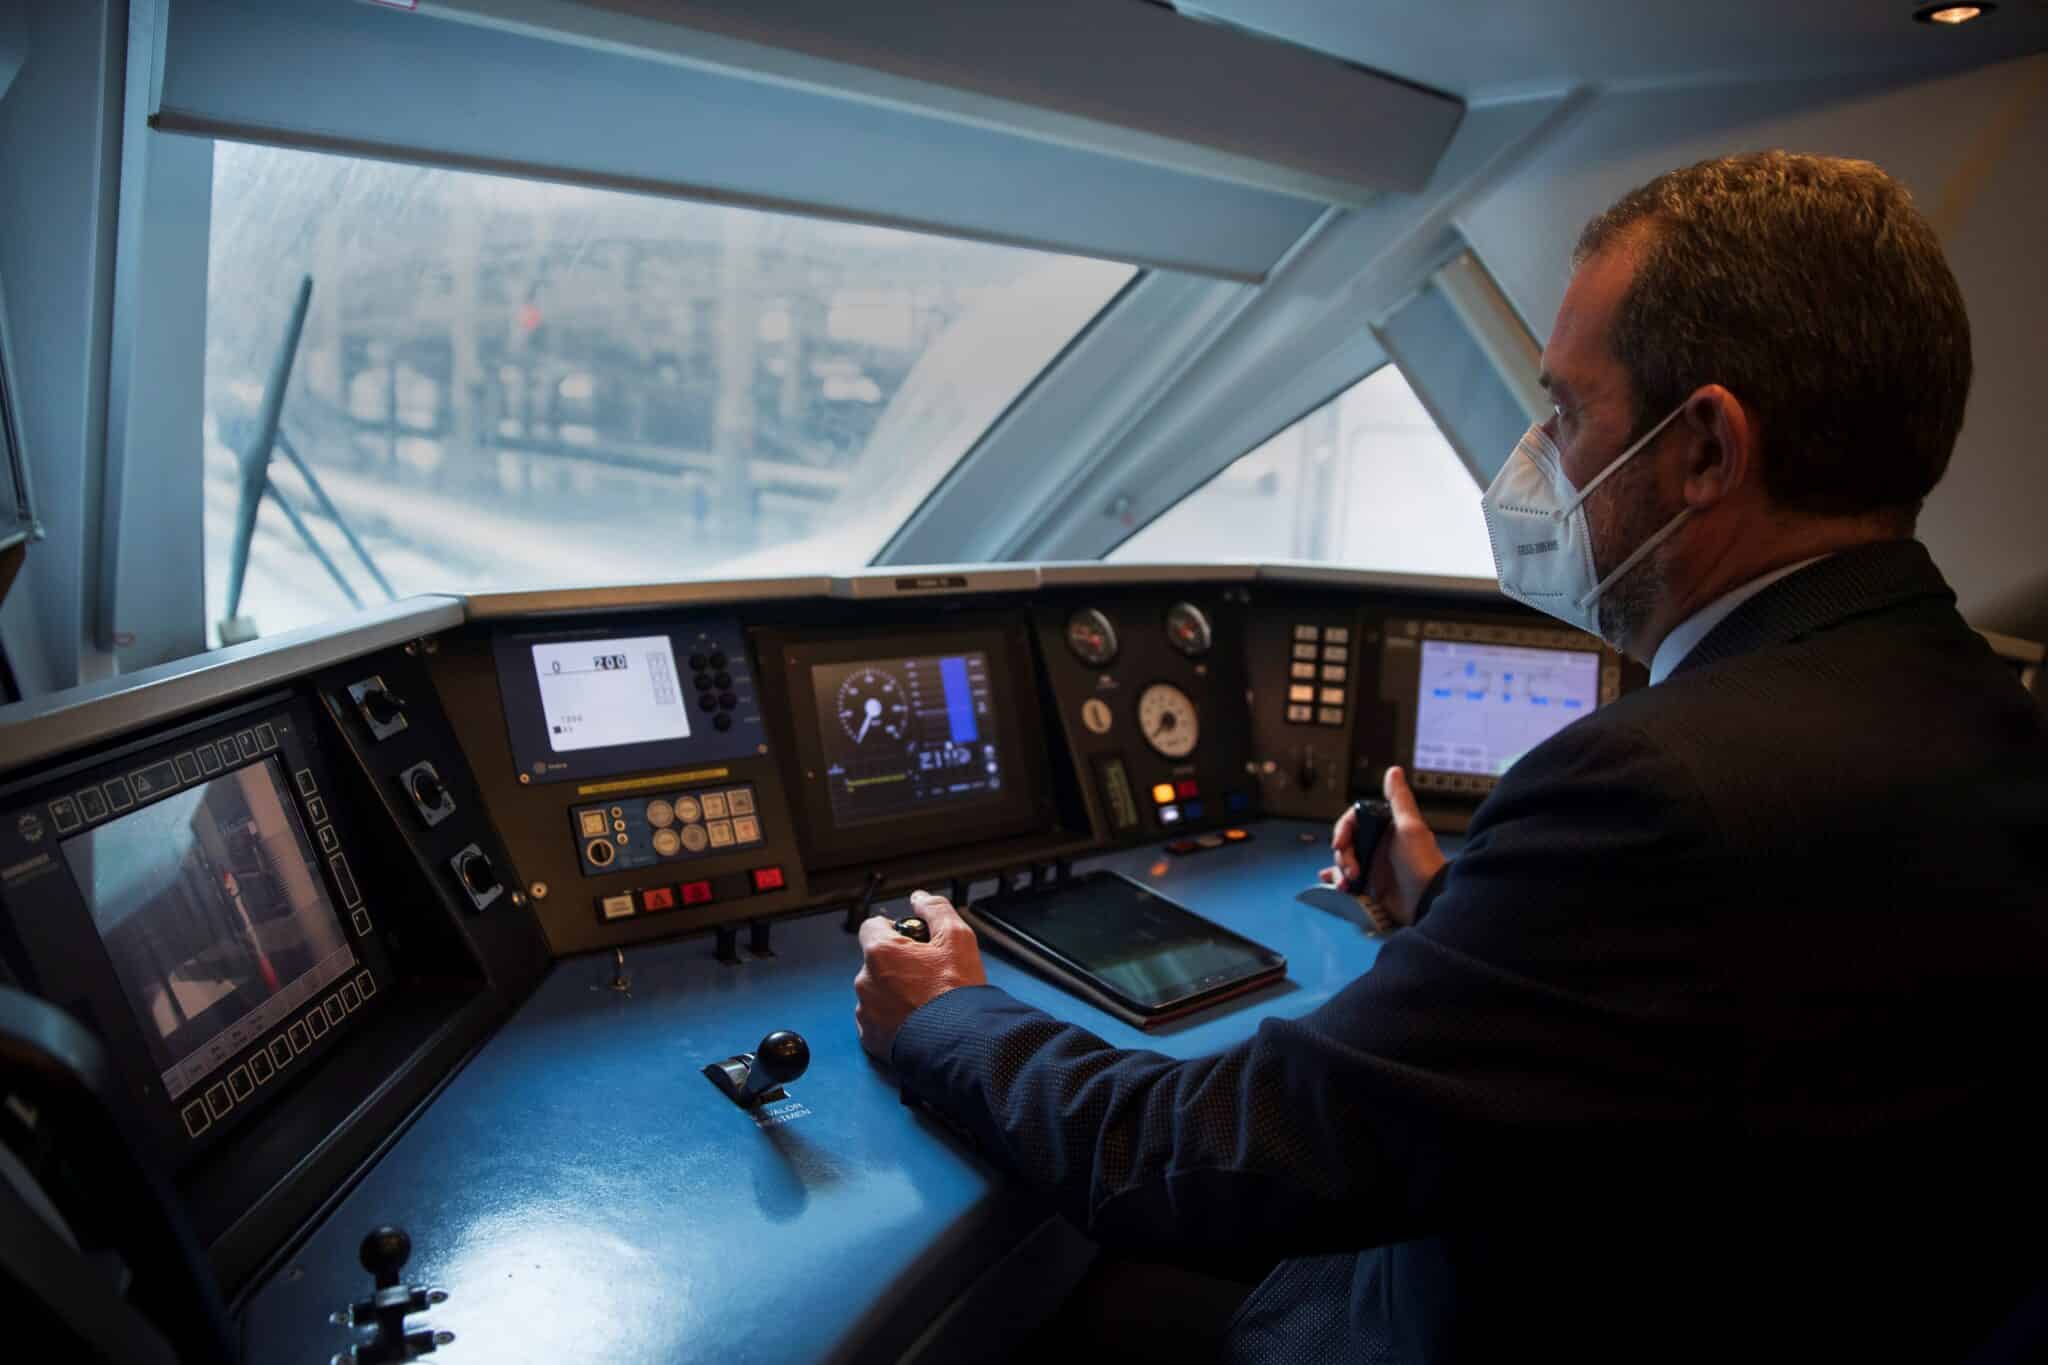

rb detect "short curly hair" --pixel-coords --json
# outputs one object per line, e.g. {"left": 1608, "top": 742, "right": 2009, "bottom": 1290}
{"left": 1575, "top": 151, "right": 1971, "bottom": 523}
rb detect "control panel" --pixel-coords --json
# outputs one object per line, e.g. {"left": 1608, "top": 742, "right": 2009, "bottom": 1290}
{"left": 1037, "top": 593, "right": 1259, "bottom": 846}
{"left": 572, "top": 781, "right": 768, "bottom": 874}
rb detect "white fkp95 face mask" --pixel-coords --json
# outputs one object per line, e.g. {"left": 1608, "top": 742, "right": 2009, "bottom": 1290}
{"left": 1480, "top": 404, "right": 1688, "bottom": 642}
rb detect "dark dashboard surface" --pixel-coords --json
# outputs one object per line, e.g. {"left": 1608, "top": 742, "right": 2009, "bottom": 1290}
{"left": 0, "top": 565, "right": 1633, "bottom": 1361}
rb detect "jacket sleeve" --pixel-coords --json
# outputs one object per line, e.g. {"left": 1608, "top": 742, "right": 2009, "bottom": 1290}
{"left": 889, "top": 716, "right": 1730, "bottom": 1263}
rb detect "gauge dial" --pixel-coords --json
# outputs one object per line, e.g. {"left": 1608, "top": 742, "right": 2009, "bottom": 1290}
{"left": 836, "top": 667, "right": 908, "bottom": 745}
{"left": 1164, "top": 602, "right": 1213, "bottom": 658}
{"left": 1065, "top": 608, "right": 1120, "bottom": 667}
{"left": 1136, "top": 682, "right": 1199, "bottom": 760}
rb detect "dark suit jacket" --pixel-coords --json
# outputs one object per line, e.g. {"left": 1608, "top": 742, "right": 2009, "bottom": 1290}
{"left": 891, "top": 541, "right": 2048, "bottom": 1363}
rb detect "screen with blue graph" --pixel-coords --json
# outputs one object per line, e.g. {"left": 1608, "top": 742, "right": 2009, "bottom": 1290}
{"left": 1412, "top": 640, "right": 1601, "bottom": 777}
{"left": 811, "top": 651, "right": 1008, "bottom": 830}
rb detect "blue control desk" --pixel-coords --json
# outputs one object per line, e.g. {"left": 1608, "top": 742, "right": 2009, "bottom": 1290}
{"left": 244, "top": 821, "right": 1404, "bottom": 1362}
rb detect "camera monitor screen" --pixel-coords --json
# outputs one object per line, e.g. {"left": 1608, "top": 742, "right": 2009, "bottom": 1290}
{"left": 62, "top": 760, "right": 357, "bottom": 1102}
{"left": 1413, "top": 640, "right": 1601, "bottom": 777}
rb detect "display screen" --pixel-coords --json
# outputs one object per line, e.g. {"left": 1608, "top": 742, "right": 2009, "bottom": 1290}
{"left": 1413, "top": 640, "right": 1600, "bottom": 776}
{"left": 811, "top": 651, "right": 1007, "bottom": 830}
{"left": 975, "top": 873, "right": 1284, "bottom": 1012}
{"left": 62, "top": 760, "right": 356, "bottom": 1102}
{"left": 531, "top": 634, "right": 689, "bottom": 753}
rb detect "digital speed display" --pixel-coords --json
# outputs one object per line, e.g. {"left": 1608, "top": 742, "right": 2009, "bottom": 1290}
{"left": 531, "top": 635, "right": 690, "bottom": 753}
{"left": 811, "top": 652, "right": 1007, "bottom": 831}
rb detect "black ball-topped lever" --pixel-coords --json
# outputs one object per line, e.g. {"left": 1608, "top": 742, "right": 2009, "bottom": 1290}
{"left": 705, "top": 1029, "right": 810, "bottom": 1108}
{"left": 335, "top": 1225, "right": 452, "bottom": 1362}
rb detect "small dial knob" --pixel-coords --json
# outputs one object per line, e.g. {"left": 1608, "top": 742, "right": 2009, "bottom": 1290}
{"left": 458, "top": 852, "right": 500, "bottom": 898}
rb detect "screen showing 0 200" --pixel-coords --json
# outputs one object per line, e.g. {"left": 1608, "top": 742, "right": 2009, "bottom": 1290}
{"left": 1413, "top": 640, "right": 1601, "bottom": 776}
{"left": 61, "top": 760, "right": 357, "bottom": 1103}
{"left": 531, "top": 635, "right": 689, "bottom": 753}
{"left": 811, "top": 652, "right": 1008, "bottom": 831}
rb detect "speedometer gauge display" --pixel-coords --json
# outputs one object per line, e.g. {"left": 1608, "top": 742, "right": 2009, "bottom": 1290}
{"left": 1137, "top": 683, "right": 1199, "bottom": 759}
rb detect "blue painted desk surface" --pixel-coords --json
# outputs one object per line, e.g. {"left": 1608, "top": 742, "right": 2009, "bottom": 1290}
{"left": 243, "top": 820, "right": 1400, "bottom": 1363}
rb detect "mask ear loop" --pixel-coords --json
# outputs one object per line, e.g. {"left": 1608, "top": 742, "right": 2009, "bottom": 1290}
{"left": 1552, "top": 401, "right": 1691, "bottom": 611}
{"left": 1558, "top": 403, "right": 1688, "bottom": 519}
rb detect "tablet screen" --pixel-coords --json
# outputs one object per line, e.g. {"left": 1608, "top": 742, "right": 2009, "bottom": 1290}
{"left": 974, "top": 872, "right": 1283, "bottom": 1013}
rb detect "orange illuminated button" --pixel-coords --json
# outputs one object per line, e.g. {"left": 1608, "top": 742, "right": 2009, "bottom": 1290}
{"left": 639, "top": 885, "right": 677, "bottom": 913}
{"left": 680, "top": 880, "right": 715, "bottom": 906}
{"left": 1150, "top": 783, "right": 1177, "bottom": 805}
{"left": 1223, "top": 828, "right": 1250, "bottom": 842}
{"left": 751, "top": 866, "right": 786, "bottom": 894}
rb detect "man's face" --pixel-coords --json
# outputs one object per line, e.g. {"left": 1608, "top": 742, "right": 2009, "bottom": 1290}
{"left": 1537, "top": 241, "right": 1681, "bottom": 651}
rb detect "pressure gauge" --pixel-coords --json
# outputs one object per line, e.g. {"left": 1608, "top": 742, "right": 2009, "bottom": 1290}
{"left": 1164, "top": 602, "right": 1213, "bottom": 658}
{"left": 1065, "top": 608, "right": 1119, "bottom": 667}
{"left": 1137, "top": 683, "right": 1199, "bottom": 760}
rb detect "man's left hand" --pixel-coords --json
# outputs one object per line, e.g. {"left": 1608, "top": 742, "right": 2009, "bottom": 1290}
{"left": 854, "top": 891, "right": 987, "bottom": 1061}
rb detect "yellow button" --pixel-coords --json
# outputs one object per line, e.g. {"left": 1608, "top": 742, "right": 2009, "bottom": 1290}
{"left": 1151, "top": 783, "right": 1177, "bottom": 805}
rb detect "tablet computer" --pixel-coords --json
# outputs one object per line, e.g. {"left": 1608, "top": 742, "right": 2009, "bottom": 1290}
{"left": 964, "top": 871, "right": 1286, "bottom": 1029}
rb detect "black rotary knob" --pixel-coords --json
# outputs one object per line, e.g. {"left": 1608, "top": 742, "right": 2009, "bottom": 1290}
{"left": 360, "top": 1225, "right": 412, "bottom": 1290}
{"left": 363, "top": 687, "right": 406, "bottom": 726}
{"left": 740, "top": 1030, "right": 809, "bottom": 1101}
{"left": 459, "top": 852, "right": 500, "bottom": 898}
{"left": 411, "top": 768, "right": 447, "bottom": 810}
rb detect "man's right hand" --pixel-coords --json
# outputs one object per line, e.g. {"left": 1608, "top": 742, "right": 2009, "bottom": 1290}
{"left": 1324, "top": 766, "right": 1446, "bottom": 929}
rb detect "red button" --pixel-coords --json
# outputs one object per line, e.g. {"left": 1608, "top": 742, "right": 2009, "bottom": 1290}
{"left": 751, "top": 866, "right": 785, "bottom": 894}
{"left": 1176, "top": 779, "right": 1200, "bottom": 800}
{"left": 639, "top": 885, "right": 677, "bottom": 913}
{"left": 680, "top": 880, "right": 714, "bottom": 906}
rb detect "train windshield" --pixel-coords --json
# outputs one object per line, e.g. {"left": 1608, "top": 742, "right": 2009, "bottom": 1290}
{"left": 203, "top": 143, "right": 1136, "bottom": 641}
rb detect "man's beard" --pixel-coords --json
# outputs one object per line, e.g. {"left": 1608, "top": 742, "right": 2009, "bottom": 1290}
{"left": 1585, "top": 448, "right": 1675, "bottom": 655}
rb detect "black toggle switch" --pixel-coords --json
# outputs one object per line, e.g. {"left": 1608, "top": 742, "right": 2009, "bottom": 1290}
{"left": 703, "top": 1030, "right": 809, "bottom": 1107}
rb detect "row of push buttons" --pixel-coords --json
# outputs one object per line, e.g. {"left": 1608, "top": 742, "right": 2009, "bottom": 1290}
{"left": 1147, "top": 778, "right": 1252, "bottom": 828}
{"left": 689, "top": 650, "right": 741, "bottom": 732}
{"left": 1286, "top": 624, "right": 1350, "bottom": 727}
{"left": 1412, "top": 770, "right": 1497, "bottom": 795}
{"left": 45, "top": 722, "right": 280, "bottom": 835}
{"left": 178, "top": 969, "right": 378, "bottom": 1139}
{"left": 596, "top": 865, "right": 788, "bottom": 923}
{"left": 297, "top": 765, "right": 371, "bottom": 935}
{"left": 577, "top": 785, "right": 763, "bottom": 870}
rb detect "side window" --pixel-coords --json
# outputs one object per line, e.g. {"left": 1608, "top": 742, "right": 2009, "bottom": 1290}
{"left": 1107, "top": 365, "right": 1497, "bottom": 577}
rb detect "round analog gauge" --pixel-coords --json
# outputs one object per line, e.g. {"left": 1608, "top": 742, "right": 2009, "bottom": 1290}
{"left": 1136, "top": 682, "right": 1199, "bottom": 760}
{"left": 1164, "top": 602, "right": 1213, "bottom": 658}
{"left": 836, "top": 667, "right": 908, "bottom": 745}
{"left": 1066, "top": 608, "right": 1120, "bottom": 667}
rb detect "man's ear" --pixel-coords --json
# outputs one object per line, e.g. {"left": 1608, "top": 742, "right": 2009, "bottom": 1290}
{"left": 1677, "top": 384, "right": 1755, "bottom": 509}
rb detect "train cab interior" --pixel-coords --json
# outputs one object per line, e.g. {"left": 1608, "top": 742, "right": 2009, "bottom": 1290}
{"left": 0, "top": 1, "right": 2044, "bottom": 1361}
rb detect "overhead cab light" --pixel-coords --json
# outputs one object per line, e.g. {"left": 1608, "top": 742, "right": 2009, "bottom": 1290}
{"left": 1913, "top": 3, "right": 1994, "bottom": 24}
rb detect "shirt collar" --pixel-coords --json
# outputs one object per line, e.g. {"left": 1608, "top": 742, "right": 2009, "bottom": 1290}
{"left": 1649, "top": 555, "right": 1832, "bottom": 685}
